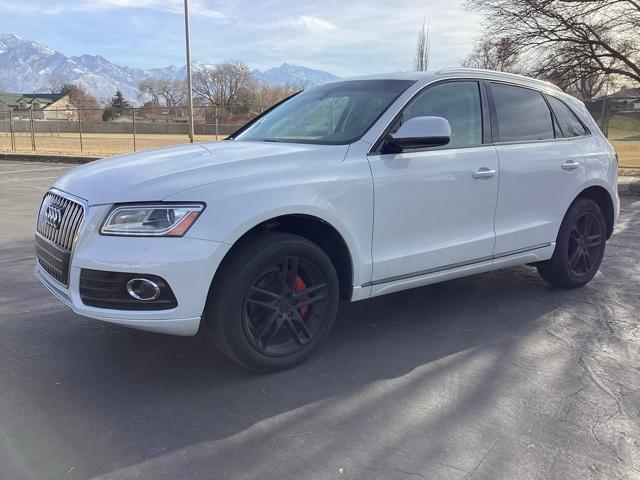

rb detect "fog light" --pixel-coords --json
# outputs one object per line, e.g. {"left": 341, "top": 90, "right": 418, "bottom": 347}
{"left": 126, "top": 278, "right": 161, "bottom": 301}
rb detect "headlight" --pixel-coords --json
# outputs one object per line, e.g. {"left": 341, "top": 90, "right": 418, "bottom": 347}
{"left": 101, "top": 203, "right": 205, "bottom": 237}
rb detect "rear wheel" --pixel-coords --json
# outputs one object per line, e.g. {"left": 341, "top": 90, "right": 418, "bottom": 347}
{"left": 207, "top": 232, "right": 340, "bottom": 372}
{"left": 537, "top": 198, "right": 607, "bottom": 288}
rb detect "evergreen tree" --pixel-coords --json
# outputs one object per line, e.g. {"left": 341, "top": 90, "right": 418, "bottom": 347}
{"left": 103, "top": 90, "right": 131, "bottom": 120}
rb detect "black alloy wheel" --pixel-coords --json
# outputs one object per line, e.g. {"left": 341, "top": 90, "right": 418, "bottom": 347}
{"left": 565, "top": 210, "right": 604, "bottom": 278}
{"left": 207, "top": 232, "right": 340, "bottom": 372}
{"left": 242, "top": 256, "right": 329, "bottom": 357}
{"left": 537, "top": 198, "right": 607, "bottom": 288}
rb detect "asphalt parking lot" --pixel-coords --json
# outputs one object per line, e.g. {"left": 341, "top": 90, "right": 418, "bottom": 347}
{"left": 1, "top": 159, "right": 639, "bottom": 480}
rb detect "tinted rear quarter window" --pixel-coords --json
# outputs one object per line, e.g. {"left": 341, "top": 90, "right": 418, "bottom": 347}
{"left": 547, "top": 96, "right": 588, "bottom": 137}
{"left": 491, "top": 83, "right": 554, "bottom": 142}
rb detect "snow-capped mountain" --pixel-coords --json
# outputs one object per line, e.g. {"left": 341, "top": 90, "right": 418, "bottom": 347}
{"left": 252, "top": 63, "right": 340, "bottom": 87}
{"left": 0, "top": 33, "right": 339, "bottom": 104}
{"left": 0, "top": 34, "right": 186, "bottom": 103}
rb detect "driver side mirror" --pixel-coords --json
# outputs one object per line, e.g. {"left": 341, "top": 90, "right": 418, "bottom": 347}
{"left": 383, "top": 116, "right": 451, "bottom": 153}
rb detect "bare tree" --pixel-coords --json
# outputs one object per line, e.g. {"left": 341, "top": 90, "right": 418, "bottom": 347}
{"left": 462, "top": 37, "right": 522, "bottom": 72}
{"left": 414, "top": 18, "right": 430, "bottom": 71}
{"left": 138, "top": 79, "right": 162, "bottom": 106}
{"left": 193, "top": 60, "right": 253, "bottom": 106}
{"left": 466, "top": 0, "right": 640, "bottom": 84}
{"left": 59, "top": 83, "right": 102, "bottom": 120}
{"left": 573, "top": 72, "right": 608, "bottom": 101}
{"left": 218, "top": 60, "right": 252, "bottom": 106}
{"left": 245, "top": 80, "right": 302, "bottom": 110}
{"left": 192, "top": 68, "right": 220, "bottom": 105}
{"left": 138, "top": 78, "right": 186, "bottom": 113}
{"left": 542, "top": 59, "right": 607, "bottom": 100}
{"left": 46, "top": 75, "right": 69, "bottom": 94}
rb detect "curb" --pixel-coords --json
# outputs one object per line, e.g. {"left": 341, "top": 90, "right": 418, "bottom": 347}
{"left": 618, "top": 177, "right": 640, "bottom": 195}
{"left": 0, "top": 152, "right": 101, "bottom": 164}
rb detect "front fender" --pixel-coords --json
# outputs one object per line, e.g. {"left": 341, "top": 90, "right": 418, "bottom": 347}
{"left": 165, "top": 156, "right": 374, "bottom": 290}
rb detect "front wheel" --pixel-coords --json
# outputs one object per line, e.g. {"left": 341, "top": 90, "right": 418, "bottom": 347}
{"left": 207, "top": 232, "right": 340, "bottom": 372}
{"left": 537, "top": 198, "right": 607, "bottom": 289}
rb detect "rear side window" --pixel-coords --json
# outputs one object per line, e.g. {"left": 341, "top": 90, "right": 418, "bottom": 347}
{"left": 394, "top": 81, "right": 483, "bottom": 148}
{"left": 547, "top": 96, "right": 588, "bottom": 137}
{"left": 491, "top": 83, "right": 554, "bottom": 142}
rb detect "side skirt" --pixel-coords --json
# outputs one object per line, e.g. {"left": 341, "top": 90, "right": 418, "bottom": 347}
{"left": 357, "top": 243, "right": 555, "bottom": 299}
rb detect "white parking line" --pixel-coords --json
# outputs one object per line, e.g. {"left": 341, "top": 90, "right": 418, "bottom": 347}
{"left": 0, "top": 176, "right": 60, "bottom": 183}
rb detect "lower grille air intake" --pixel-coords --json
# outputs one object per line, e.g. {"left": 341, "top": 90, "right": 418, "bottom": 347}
{"left": 79, "top": 269, "right": 178, "bottom": 310}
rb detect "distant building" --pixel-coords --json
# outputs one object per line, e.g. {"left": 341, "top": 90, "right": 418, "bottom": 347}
{"left": 608, "top": 87, "right": 640, "bottom": 111}
{"left": 0, "top": 93, "right": 78, "bottom": 120}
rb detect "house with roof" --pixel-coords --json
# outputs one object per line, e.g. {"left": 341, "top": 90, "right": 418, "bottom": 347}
{"left": 0, "top": 93, "right": 77, "bottom": 120}
{"left": 608, "top": 87, "right": 640, "bottom": 112}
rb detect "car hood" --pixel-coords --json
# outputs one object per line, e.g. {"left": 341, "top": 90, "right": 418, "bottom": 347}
{"left": 53, "top": 141, "right": 349, "bottom": 205}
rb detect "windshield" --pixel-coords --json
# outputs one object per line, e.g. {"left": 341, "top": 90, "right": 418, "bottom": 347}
{"left": 234, "top": 79, "right": 414, "bottom": 145}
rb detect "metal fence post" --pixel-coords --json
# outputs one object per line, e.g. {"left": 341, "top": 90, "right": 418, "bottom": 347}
{"left": 9, "top": 109, "right": 15, "bottom": 151}
{"left": 78, "top": 108, "right": 84, "bottom": 153}
{"left": 29, "top": 107, "right": 36, "bottom": 151}
{"left": 56, "top": 108, "right": 60, "bottom": 137}
{"left": 600, "top": 96, "right": 610, "bottom": 137}
{"left": 132, "top": 108, "right": 137, "bottom": 152}
{"left": 214, "top": 105, "right": 219, "bottom": 139}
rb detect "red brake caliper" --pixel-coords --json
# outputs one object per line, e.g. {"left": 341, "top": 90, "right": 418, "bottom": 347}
{"left": 294, "top": 275, "right": 309, "bottom": 316}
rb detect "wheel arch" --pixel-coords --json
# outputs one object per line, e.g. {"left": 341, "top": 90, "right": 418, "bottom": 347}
{"left": 212, "top": 213, "right": 355, "bottom": 301}
{"left": 575, "top": 185, "right": 615, "bottom": 239}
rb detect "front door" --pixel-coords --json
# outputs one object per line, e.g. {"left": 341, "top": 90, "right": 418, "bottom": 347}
{"left": 368, "top": 80, "right": 499, "bottom": 285}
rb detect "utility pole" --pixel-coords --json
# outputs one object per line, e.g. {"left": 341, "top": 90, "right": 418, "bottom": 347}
{"left": 184, "top": 0, "right": 195, "bottom": 143}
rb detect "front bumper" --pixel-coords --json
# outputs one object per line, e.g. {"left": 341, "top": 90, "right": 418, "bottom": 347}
{"left": 35, "top": 203, "right": 229, "bottom": 336}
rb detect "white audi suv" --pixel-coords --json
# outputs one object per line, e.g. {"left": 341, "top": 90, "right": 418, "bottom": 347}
{"left": 35, "top": 68, "right": 619, "bottom": 371}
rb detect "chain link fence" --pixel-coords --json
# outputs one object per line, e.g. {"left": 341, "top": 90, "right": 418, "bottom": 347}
{"left": 585, "top": 97, "right": 640, "bottom": 169}
{"left": 1, "top": 99, "right": 638, "bottom": 169}
{"left": 0, "top": 104, "right": 265, "bottom": 156}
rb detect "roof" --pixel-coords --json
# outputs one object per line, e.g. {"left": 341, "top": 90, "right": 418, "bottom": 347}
{"left": 610, "top": 88, "right": 640, "bottom": 99}
{"left": 0, "top": 93, "right": 67, "bottom": 108}
{"left": 0, "top": 93, "right": 24, "bottom": 106}
{"left": 336, "top": 67, "right": 563, "bottom": 93}
{"left": 19, "top": 93, "right": 66, "bottom": 102}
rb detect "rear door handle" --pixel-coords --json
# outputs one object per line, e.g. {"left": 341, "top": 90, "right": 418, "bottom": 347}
{"left": 561, "top": 160, "right": 580, "bottom": 171}
{"left": 473, "top": 167, "right": 496, "bottom": 179}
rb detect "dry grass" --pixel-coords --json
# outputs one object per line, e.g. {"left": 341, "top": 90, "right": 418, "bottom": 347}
{"left": 611, "top": 141, "right": 640, "bottom": 169}
{"left": 608, "top": 116, "right": 640, "bottom": 169}
{"left": 0, "top": 132, "right": 224, "bottom": 156}
{"left": 0, "top": 130, "right": 638, "bottom": 168}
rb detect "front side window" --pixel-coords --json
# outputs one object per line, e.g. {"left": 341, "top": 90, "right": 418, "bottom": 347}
{"left": 234, "top": 80, "right": 414, "bottom": 145}
{"left": 392, "top": 81, "right": 483, "bottom": 148}
{"left": 491, "top": 83, "right": 554, "bottom": 142}
{"left": 547, "top": 96, "right": 588, "bottom": 137}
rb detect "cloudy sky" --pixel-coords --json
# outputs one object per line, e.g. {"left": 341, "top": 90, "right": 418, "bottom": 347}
{"left": 0, "top": 0, "right": 482, "bottom": 76}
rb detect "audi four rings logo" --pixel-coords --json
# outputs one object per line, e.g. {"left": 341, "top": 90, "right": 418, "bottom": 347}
{"left": 45, "top": 204, "right": 65, "bottom": 229}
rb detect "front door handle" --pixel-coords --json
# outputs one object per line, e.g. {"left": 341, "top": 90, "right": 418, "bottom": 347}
{"left": 561, "top": 160, "right": 580, "bottom": 171}
{"left": 473, "top": 167, "right": 496, "bottom": 179}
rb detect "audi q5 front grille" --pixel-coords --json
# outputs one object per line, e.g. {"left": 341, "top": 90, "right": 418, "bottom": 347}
{"left": 35, "top": 191, "right": 85, "bottom": 286}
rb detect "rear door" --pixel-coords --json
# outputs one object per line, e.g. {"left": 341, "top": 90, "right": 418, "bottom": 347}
{"left": 489, "top": 82, "right": 586, "bottom": 256}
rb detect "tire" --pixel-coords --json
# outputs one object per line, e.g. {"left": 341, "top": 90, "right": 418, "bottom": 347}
{"left": 537, "top": 198, "right": 607, "bottom": 289}
{"left": 206, "top": 232, "right": 340, "bottom": 372}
